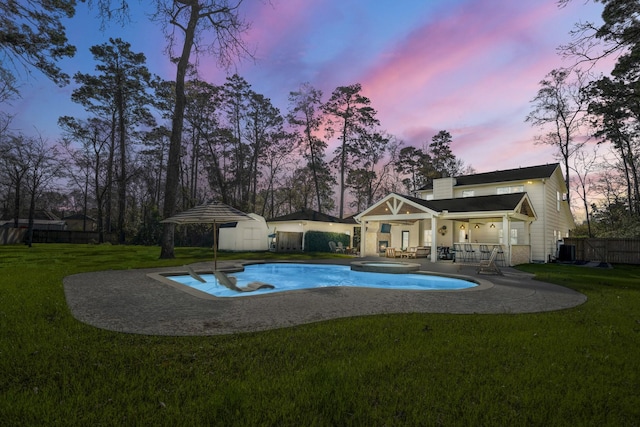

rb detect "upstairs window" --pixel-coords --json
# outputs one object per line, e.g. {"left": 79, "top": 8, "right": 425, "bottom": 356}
{"left": 497, "top": 185, "right": 524, "bottom": 195}
{"left": 462, "top": 190, "right": 475, "bottom": 198}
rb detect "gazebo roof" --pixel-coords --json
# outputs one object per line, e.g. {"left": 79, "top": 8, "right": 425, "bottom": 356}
{"left": 356, "top": 192, "right": 536, "bottom": 222}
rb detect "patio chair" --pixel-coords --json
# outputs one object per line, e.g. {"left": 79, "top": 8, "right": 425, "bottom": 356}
{"left": 479, "top": 244, "right": 491, "bottom": 261}
{"left": 476, "top": 247, "right": 502, "bottom": 275}
{"left": 186, "top": 265, "right": 206, "bottom": 283}
{"left": 453, "top": 243, "right": 465, "bottom": 262}
{"left": 328, "top": 241, "right": 338, "bottom": 253}
{"left": 404, "top": 247, "right": 417, "bottom": 258}
{"left": 415, "top": 247, "right": 430, "bottom": 258}
{"left": 214, "top": 271, "right": 275, "bottom": 292}
{"left": 464, "top": 244, "right": 477, "bottom": 262}
{"left": 336, "top": 242, "right": 346, "bottom": 253}
{"left": 493, "top": 245, "right": 506, "bottom": 266}
{"left": 385, "top": 247, "right": 396, "bottom": 258}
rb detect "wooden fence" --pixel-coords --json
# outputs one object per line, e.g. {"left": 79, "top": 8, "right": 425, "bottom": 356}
{"left": 562, "top": 238, "right": 640, "bottom": 265}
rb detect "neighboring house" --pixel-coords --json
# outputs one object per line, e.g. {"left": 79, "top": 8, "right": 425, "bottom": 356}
{"left": 267, "top": 208, "right": 358, "bottom": 252}
{"left": 218, "top": 213, "right": 270, "bottom": 251}
{"left": 62, "top": 213, "right": 97, "bottom": 231}
{"left": 355, "top": 163, "right": 575, "bottom": 265}
{"left": 0, "top": 210, "right": 67, "bottom": 231}
{"left": 0, "top": 210, "right": 67, "bottom": 244}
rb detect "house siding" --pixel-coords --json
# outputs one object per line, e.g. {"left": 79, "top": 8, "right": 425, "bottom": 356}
{"left": 415, "top": 164, "right": 575, "bottom": 263}
{"left": 527, "top": 179, "right": 547, "bottom": 262}
{"left": 434, "top": 178, "right": 456, "bottom": 199}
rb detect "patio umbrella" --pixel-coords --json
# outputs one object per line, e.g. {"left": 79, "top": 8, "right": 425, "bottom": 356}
{"left": 161, "top": 201, "right": 253, "bottom": 270}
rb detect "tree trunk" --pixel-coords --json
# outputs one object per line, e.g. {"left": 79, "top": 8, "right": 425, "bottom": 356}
{"left": 160, "top": 3, "right": 200, "bottom": 259}
{"left": 339, "top": 126, "right": 347, "bottom": 219}
{"left": 12, "top": 176, "right": 21, "bottom": 228}
{"left": 105, "top": 115, "right": 116, "bottom": 234}
{"left": 117, "top": 82, "right": 127, "bottom": 244}
{"left": 26, "top": 182, "right": 36, "bottom": 248}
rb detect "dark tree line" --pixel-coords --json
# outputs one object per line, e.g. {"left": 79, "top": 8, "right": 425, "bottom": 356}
{"left": 528, "top": 0, "right": 640, "bottom": 237}
{"left": 1, "top": 54, "right": 467, "bottom": 247}
{"left": 0, "top": 0, "right": 470, "bottom": 249}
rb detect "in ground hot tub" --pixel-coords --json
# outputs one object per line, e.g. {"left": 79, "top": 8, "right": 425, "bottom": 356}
{"left": 350, "top": 260, "right": 421, "bottom": 274}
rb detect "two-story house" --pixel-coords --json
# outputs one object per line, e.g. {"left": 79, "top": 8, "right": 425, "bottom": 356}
{"left": 354, "top": 163, "right": 575, "bottom": 265}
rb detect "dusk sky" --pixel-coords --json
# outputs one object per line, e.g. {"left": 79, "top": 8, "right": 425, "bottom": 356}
{"left": 4, "top": 0, "right": 606, "bottom": 174}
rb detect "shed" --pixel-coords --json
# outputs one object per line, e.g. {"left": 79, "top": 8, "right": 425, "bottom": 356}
{"left": 217, "top": 213, "right": 269, "bottom": 252}
{"left": 266, "top": 208, "right": 358, "bottom": 252}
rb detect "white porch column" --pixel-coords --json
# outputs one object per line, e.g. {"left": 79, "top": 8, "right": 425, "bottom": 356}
{"left": 359, "top": 222, "right": 366, "bottom": 258}
{"left": 502, "top": 215, "right": 510, "bottom": 266}
{"left": 431, "top": 217, "right": 438, "bottom": 262}
{"left": 525, "top": 220, "right": 532, "bottom": 263}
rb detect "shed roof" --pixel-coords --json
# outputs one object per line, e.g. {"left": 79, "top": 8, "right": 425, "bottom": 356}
{"left": 268, "top": 208, "right": 357, "bottom": 224}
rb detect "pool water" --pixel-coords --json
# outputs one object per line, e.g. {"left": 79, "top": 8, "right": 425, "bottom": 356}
{"left": 168, "top": 263, "right": 476, "bottom": 298}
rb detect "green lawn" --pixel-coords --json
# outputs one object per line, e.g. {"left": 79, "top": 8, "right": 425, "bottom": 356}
{"left": 1, "top": 244, "right": 639, "bottom": 426}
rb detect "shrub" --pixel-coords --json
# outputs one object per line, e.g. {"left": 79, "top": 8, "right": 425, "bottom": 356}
{"left": 305, "top": 230, "right": 350, "bottom": 252}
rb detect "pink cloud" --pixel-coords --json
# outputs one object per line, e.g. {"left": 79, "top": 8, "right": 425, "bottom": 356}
{"left": 3, "top": 0, "right": 606, "bottom": 179}
{"left": 346, "top": 0, "right": 596, "bottom": 172}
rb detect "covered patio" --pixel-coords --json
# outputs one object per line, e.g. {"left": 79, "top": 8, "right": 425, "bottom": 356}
{"left": 354, "top": 193, "right": 537, "bottom": 266}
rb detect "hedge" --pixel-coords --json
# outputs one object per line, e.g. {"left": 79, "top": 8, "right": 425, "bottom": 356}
{"left": 305, "top": 230, "right": 350, "bottom": 252}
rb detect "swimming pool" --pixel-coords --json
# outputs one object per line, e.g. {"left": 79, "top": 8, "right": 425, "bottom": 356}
{"left": 166, "top": 263, "right": 477, "bottom": 298}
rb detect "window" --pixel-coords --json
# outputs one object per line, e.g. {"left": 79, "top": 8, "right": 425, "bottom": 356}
{"left": 557, "top": 191, "right": 561, "bottom": 211}
{"left": 423, "top": 230, "right": 432, "bottom": 245}
{"left": 401, "top": 231, "right": 409, "bottom": 250}
{"left": 462, "top": 190, "right": 475, "bottom": 197}
{"left": 498, "top": 229, "right": 518, "bottom": 244}
{"left": 497, "top": 185, "right": 524, "bottom": 195}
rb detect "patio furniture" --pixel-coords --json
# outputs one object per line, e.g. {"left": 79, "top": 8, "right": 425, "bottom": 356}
{"left": 328, "top": 241, "right": 337, "bottom": 253}
{"left": 403, "top": 247, "right": 417, "bottom": 258}
{"left": 438, "top": 246, "right": 453, "bottom": 260}
{"left": 186, "top": 265, "right": 206, "bottom": 283}
{"left": 477, "top": 247, "right": 502, "bottom": 275}
{"left": 479, "top": 244, "right": 491, "bottom": 260}
{"left": 453, "top": 243, "right": 465, "bottom": 262}
{"left": 415, "top": 247, "right": 430, "bottom": 258}
{"left": 493, "top": 245, "right": 506, "bottom": 266}
{"left": 385, "top": 247, "right": 397, "bottom": 258}
{"left": 464, "top": 244, "right": 477, "bottom": 262}
{"left": 214, "top": 271, "right": 275, "bottom": 292}
{"left": 336, "top": 242, "right": 346, "bottom": 253}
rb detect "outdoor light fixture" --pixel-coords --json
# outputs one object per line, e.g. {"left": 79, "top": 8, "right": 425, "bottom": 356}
{"left": 490, "top": 223, "right": 496, "bottom": 228}
{"left": 460, "top": 224, "right": 465, "bottom": 230}
{"left": 474, "top": 224, "right": 480, "bottom": 229}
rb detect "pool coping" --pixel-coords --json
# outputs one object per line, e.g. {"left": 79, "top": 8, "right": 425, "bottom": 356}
{"left": 63, "top": 257, "right": 587, "bottom": 336}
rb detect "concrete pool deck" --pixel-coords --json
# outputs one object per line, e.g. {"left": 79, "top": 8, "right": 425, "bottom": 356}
{"left": 63, "top": 257, "right": 587, "bottom": 336}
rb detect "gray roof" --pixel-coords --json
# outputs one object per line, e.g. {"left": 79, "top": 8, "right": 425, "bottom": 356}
{"left": 401, "top": 192, "right": 530, "bottom": 214}
{"left": 418, "top": 163, "right": 560, "bottom": 191}
{"left": 63, "top": 213, "right": 96, "bottom": 221}
{"left": 268, "top": 208, "right": 357, "bottom": 224}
